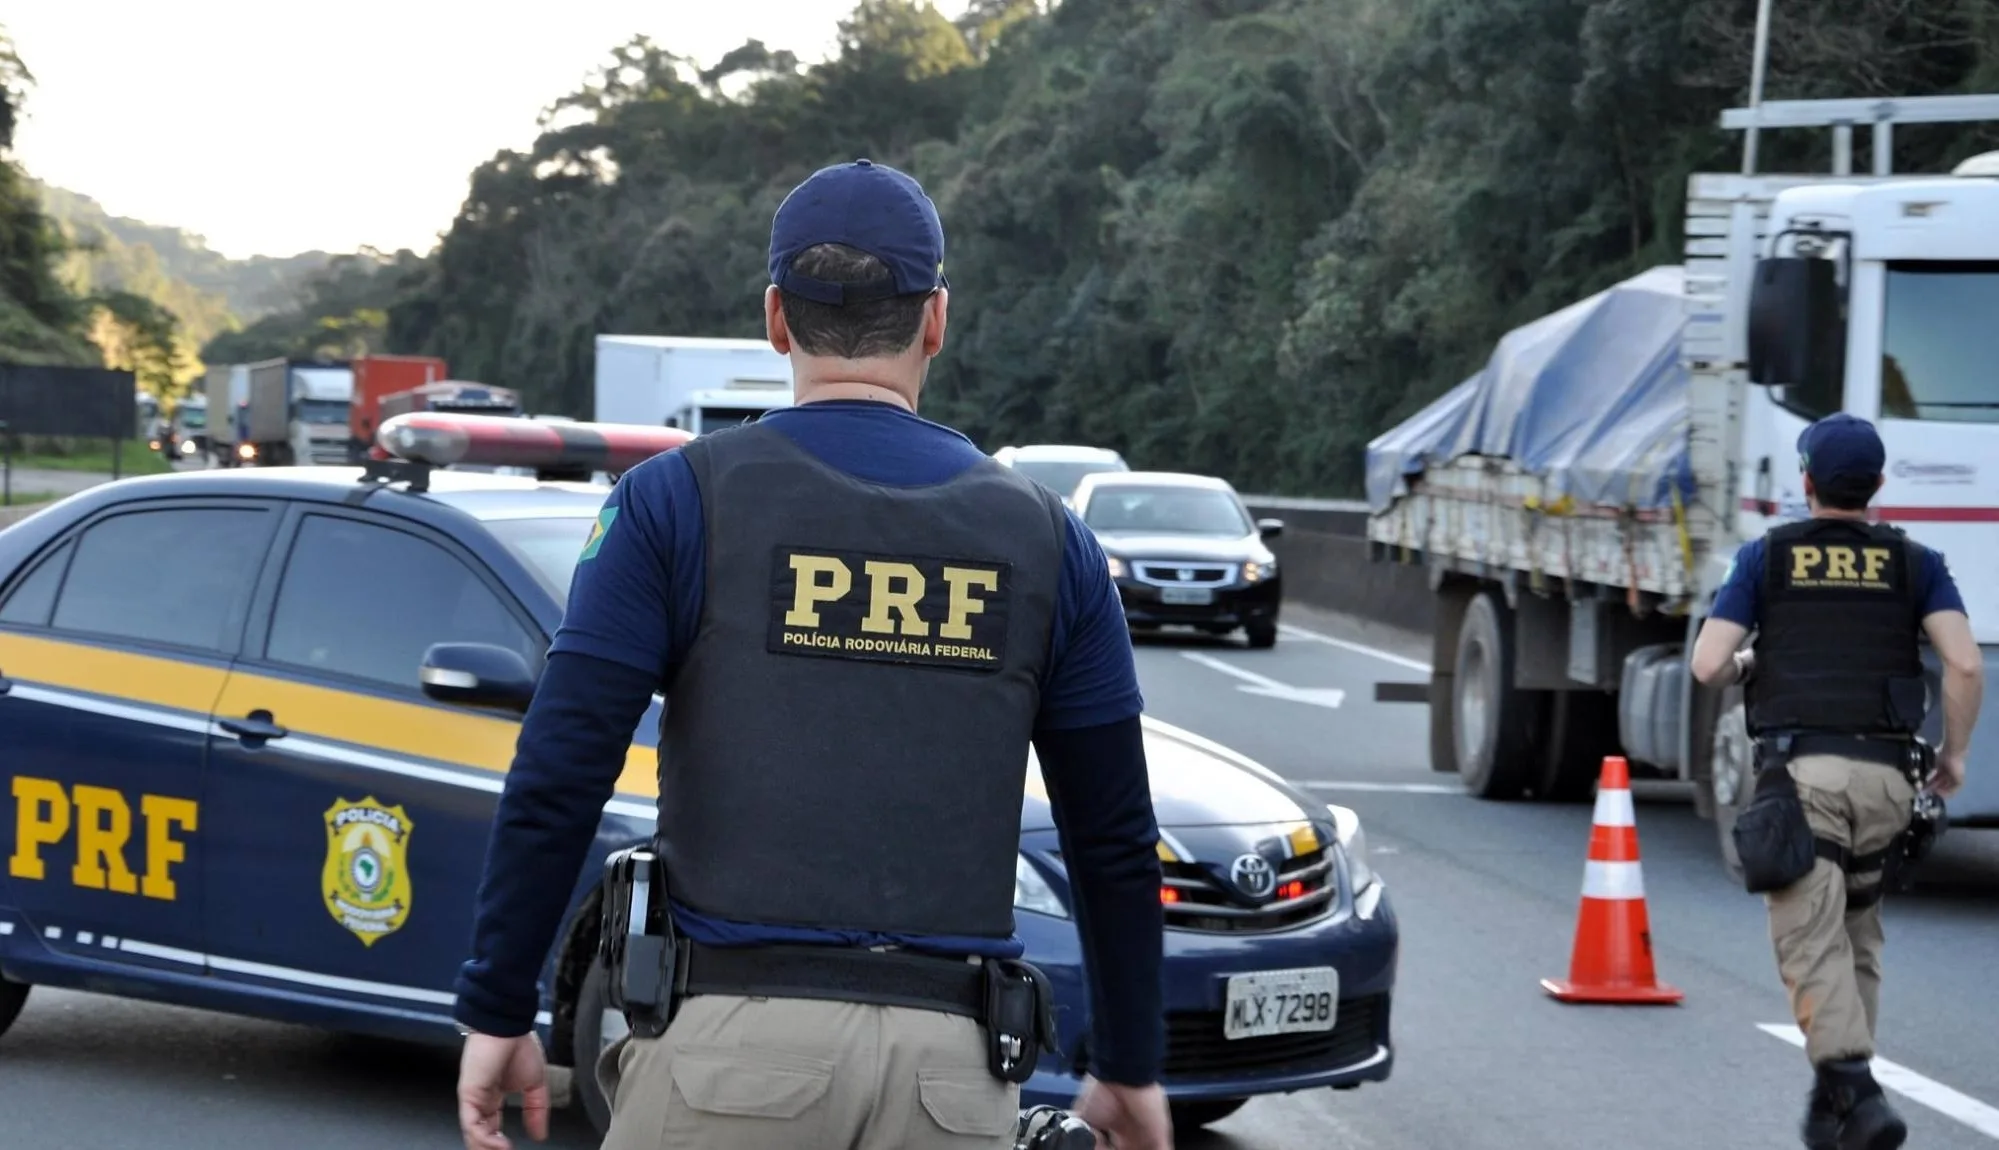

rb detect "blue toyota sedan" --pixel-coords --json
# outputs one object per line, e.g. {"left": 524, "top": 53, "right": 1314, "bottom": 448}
{"left": 0, "top": 425, "right": 1395, "bottom": 1135}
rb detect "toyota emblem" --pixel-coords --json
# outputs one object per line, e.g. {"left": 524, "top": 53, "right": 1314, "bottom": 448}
{"left": 1178, "top": 568, "right": 1193, "bottom": 581}
{"left": 1229, "top": 853, "right": 1276, "bottom": 898}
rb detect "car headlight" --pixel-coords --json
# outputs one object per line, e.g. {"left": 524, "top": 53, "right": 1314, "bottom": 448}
{"left": 1015, "top": 853, "right": 1069, "bottom": 918}
{"left": 1243, "top": 558, "right": 1278, "bottom": 583}
{"left": 1327, "top": 804, "right": 1375, "bottom": 892}
{"left": 1105, "top": 555, "right": 1128, "bottom": 579}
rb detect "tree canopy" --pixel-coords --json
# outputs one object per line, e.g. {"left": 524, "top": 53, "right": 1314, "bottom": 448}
{"left": 263, "top": 1, "right": 1999, "bottom": 491}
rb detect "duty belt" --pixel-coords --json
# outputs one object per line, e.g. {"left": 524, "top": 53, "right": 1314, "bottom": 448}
{"left": 1757, "top": 732, "right": 1910, "bottom": 769}
{"left": 677, "top": 938, "right": 989, "bottom": 1019}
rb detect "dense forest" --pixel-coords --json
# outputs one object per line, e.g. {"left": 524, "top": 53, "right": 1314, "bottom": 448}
{"left": 13, "top": 3, "right": 1999, "bottom": 492}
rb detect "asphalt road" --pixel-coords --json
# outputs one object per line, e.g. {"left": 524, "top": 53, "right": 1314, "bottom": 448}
{"left": 3, "top": 603, "right": 1996, "bottom": 1148}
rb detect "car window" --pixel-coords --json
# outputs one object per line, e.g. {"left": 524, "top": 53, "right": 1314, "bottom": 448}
{"left": 482, "top": 514, "right": 598, "bottom": 601}
{"left": 1010, "top": 460, "right": 1126, "bottom": 498}
{"left": 264, "top": 514, "right": 539, "bottom": 690}
{"left": 1081, "top": 487, "right": 1252, "bottom": 536}
{"left": 0, "top": 540, "right": 75, "bottom": 628}
{"left": 47, "top": 508, "right": 272, "bottom": 651}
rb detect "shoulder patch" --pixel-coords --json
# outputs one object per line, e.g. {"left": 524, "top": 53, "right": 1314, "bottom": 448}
{"left": 579, "top": 505, "right": 618, "bottom": 561}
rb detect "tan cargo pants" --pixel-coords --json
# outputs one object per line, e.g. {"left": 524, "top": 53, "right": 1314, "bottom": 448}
{"left": 595, "top": 993, "right": 1019, "bottom": 1149}
{"left": 1766, "top": 752, "right": 1915, "bottom": 1066}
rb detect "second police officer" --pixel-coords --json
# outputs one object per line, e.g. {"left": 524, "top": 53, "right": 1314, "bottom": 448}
{"left": 448, "top": 158, "right": 1177, "bottom": 1150}
{"left": 1692, "top": 413, "right": 1981, "bottom": 1150}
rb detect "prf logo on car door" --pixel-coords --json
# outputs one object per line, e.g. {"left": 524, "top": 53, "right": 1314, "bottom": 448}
{"left": 321, "top": 797, "right": 415, "bottom": 947}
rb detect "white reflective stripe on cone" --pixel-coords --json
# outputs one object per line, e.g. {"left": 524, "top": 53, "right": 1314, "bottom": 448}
{"left": 1590, "top": 786, "right": 1636, "bottom": 828}
{"left": 1581, "top": 860, "right": 1646, "bottom": 900}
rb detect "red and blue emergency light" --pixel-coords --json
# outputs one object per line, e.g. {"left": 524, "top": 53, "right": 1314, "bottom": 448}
{"left": 367, "top": 412, "right": 693, "bottom": 490}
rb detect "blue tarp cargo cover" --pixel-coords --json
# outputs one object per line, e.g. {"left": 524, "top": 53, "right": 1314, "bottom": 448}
{"left": 1364, "top": 264, "right": 1696, "bottom": 514}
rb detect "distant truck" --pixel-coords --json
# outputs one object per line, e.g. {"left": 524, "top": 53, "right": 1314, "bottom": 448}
{"left": 593, "top": 335, "right": 792, "bottom": 431}
{"left": 369, "top": 381, "right": 522, "bottom": 450}
{"left": 206, "top": 359, "right": 354, "bottom": 466}
{"left": 203, "top": 363, "right": 252, "bottom": 465}
{"left": 351, "top": 354, "right": 449, "bottom": 460}
{"left": 1363, "top": 95, "right": 1999, "bottom": 872}
{"left": 162, "top": 394, "right": 209, "bottom": 463}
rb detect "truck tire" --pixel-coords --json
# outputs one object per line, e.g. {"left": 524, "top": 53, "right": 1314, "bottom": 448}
{"left": 1429, "top": 675, "right": 1458, "bottom": 773}
{"left": 0, "top": 973, "right": 28, "bottom": 1039}
{"left": 571, "top": 956, "right": 624, "bottom": 1137}
{"left": 1709, "top": 687, "right": 1753, "bottom": 882}
{"left": 1537, "top": 689, "right": 1620, "bottom": 801}
{"left": 1451, "top": 591, "right": 1544, "bottom": 800}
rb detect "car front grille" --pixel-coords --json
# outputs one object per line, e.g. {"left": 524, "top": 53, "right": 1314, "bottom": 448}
{"left": 1160, "top": 848, "right": 1338, "bottom": 934}
{"left": 1135, "top": 563, "right": 1232, "bottom": 586}
{"left": 1161, "top": 993, "right": 1385, "bottom": 1080}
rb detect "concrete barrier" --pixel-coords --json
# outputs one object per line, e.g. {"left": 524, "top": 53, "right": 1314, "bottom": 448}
{"left": 1243, "top": 496, "right": 1436, "bottom": 638}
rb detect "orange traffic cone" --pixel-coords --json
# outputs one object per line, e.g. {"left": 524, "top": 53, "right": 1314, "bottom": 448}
{"left": 1541, "top": 756, "right": 1683, "bottom": 1005}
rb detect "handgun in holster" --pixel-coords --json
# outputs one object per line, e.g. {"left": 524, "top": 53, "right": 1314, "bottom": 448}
{"left": 598, "top": 844, "right": 682, "bottom": 1039}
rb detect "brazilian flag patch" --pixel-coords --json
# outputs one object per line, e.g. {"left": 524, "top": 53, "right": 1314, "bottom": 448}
{"left": 579, "top": 506, "right": 618, "bottom": 561}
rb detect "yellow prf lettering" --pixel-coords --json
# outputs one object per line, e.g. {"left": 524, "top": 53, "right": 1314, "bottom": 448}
{"left": 785, "top": 555, "right": 852, "bottom": 627}
{"left": 1789, "top": 545, "right": 1822, "bottom": 579}
{"left": 141, "top": 795, "right": 198, "bottom": 902}
{"left": 1824, "top": 546, "right": 1859, "bottom": 581}
{"left": 861, "top": 561, "right": 929, "bottom": 636}
{"left": 940, "top": 566, "right": 1000, "bottom": 640}
{"left": 9, "top": 776, "right": 69, "bottom": 881}
{"left": 1862, "top": 547, "right": 1892, "bottom": 582}
{"left": 70, "top": 784, "right": 139, "bottom": 895}
{"left": 6, "top": 776, "right": 197, "bottom": 900}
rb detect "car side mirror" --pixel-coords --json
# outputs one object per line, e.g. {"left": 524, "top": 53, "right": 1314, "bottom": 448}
{"left": 420, "top": 642, "right": 538, "bottom": 713}
{"left": 1257, "top": 518, "right": 1284, "bottom": 540}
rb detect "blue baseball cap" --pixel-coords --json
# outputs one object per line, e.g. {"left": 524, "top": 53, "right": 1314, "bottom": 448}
{"left": 1796, "top": 413, "right": 1885, "bottom": 484}
{"left": 768, "top": 159, "right": 947, "bottom": 305}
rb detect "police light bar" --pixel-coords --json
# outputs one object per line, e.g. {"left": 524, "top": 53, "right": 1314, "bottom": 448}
{"left": 376, "top": 412, "right": 693, "bottom": 475}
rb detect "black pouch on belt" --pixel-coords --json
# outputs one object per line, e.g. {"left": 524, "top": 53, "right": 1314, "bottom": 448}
{"left": 1733, "top": 751, "right": 1819, "bottom": 894}
{"left": 983, "top": 958, "right": 1059, "bottom": 1084}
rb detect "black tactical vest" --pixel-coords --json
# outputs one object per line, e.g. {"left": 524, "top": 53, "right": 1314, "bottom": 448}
{"left": 1746, "top": 517, "right": 1926, "bottom": 737}
{"left": 656, "top": 421, "right": 1067, "bottom": 939}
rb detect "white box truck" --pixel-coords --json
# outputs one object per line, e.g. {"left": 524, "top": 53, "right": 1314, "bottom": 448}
{"left": 1363, "top": 94, "right": 1999, "bottom": 874}
{"left": 593, "top": 335, "right": 792, "bottom": 431}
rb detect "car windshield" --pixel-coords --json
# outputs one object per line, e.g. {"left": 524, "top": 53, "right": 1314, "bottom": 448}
{"left": 1082, "top": 486, "right": 1251, "bottom": 536}
{"left": 180, "top": 409, "right": 207, "bottom": 429}
{"left": 1010, "top": 460, "right": 1125, "bottom": 498}
{"left": 483, "top": 515, "right": 599, "bottom": 599}
{"left": 1880, "top": 261, "right": 1999, "bottom": 423}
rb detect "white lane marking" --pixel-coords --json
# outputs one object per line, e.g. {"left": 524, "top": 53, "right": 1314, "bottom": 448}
{"left": 1277, "top": 623, "right": 1433, "bottom": 673}
{"left": 1580, "top": 860, "right": 1646, "bottom": 900}
{"left": 1178, "top": 651, "right": 1345, "bottom": 709}
{"left": 1300, "top": 780, "right": 1462, "bottom": 795}
{"left": 1758, "top": 1024, "right": 1999, "bottom": 1138}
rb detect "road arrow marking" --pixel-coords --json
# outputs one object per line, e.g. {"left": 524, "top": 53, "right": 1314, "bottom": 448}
{"left": 1758, "top": 1024, "right": 1999, "bottom": 1138}
{"left": 1179, "top": 652, "right": 1345, "bottom": 709}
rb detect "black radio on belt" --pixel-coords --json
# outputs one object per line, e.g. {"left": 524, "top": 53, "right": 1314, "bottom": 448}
{"left": 983, "top": 958, "right": 1061, "bottom": 1084}
{"left": 598, "top": 845, "right": 679, "bottom": 1037}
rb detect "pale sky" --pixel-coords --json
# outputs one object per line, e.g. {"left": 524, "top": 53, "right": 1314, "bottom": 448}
{"left": 9, "top": 1, "right": 969, "bottom": 260}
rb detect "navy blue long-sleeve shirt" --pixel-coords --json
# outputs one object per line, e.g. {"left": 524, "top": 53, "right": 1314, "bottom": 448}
{"left": 452, "top": 400, "right": 1166, "bottom": 1084}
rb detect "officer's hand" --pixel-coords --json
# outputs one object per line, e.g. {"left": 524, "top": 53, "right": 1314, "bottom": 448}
{"left": 1074, "top": 1075, "right": 1172, "bottom": 1149}
{"left": 457, "top": 1031, "right": 551, "bottom": 1150}
{"left": 1934, "top": 749, "right": 1967, "bottom": 799}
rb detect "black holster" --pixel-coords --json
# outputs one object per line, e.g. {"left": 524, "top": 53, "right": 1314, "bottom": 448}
{"left": 1733, "top": 741, "right": 1820, "bottom": 894}
{"left": 598, "top": 844, "right": 681, "bottom": 1039}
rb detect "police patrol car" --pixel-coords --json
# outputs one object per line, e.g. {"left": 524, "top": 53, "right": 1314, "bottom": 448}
{"left": 0, "top": 413, "right": 1396, "bottom": 1133}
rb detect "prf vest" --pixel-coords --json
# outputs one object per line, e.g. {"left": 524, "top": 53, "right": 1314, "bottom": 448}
{"left": 1746, "top": 517, "right": 1927, "bottom": 737}
{"left": 656, "top": 421, "right": 1067, "bottom": 939}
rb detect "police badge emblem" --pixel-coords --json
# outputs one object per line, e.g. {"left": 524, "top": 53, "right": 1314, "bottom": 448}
{"left": 322, "top": 797, "right": 415, "bottom": 947}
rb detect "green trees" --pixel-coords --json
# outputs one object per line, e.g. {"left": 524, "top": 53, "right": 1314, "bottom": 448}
{"left": 352, "top": 0, "right": 1995, "bottom": 494}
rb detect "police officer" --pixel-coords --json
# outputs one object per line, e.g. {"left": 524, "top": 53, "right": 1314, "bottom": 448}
{"left": 450, "top": 159, "right": 1175, "bottom": 1150}
{"left": 1692, "top": 413, "right": 1980, "bottom": 1150}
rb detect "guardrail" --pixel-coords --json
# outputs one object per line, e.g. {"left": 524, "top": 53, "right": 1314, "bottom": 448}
{"left": 1241, "top": 495, "right": 1435, "bottom": 640}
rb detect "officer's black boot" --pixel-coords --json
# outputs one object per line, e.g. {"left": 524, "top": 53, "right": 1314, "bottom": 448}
{"left": 1801, "top": 1072, "right": 1840, "bottom": 1149}
{"left": 1820, "top": 1058, "right": 1907, "bottom": 1150}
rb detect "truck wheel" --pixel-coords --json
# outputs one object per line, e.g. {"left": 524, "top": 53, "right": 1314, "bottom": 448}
{"left": 1537, "top": 690, "right": 1619, "bottom": 802}
{"left": 1709, "top": 688, "right": 1752, "bottom": 882}
{"left": 0, "top": 973, "right": 28, "bottom": 1039}
{"left": 571, "top": 957, "right": 625, "bottom": 1137}
{"left": 1452, "top": 591, "right": 1542, "bottom": 800}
